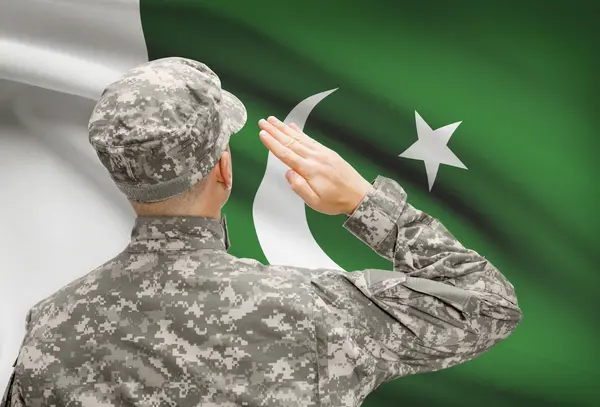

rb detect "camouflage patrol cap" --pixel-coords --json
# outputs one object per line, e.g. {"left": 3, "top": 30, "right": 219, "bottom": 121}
{"left": 88, "top": 57, "right": 247, "bottom": 202}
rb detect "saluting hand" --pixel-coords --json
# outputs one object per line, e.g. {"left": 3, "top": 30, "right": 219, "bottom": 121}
{"left": 258, "top": 116, "right": 374, "bottom": 216}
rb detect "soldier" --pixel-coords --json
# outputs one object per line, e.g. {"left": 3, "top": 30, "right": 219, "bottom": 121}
{"left": 2, "top": 57, "right": 522, "bottom": 407}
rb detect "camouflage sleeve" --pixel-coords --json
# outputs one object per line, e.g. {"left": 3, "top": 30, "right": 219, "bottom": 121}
{"left": 310, "top": 176, "right": 522, "bottom": 403}
{"left": 0, "top": 311, "right": 31, "bottom": 407}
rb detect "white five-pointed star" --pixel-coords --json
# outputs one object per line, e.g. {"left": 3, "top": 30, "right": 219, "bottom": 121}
{"left": 399, "top": 111, "right": 467, "bottom": 191}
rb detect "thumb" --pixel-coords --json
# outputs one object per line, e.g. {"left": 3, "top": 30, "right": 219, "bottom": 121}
{"left": 285, "top": 169, "right": 296, "bottom": 184}
{"left": 285, "top": 169, "right": 319, "bottom": 205}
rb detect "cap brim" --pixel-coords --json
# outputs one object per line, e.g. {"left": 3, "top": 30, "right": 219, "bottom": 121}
{"left": 220, "top": 89, "right": 247, "bottom": 136}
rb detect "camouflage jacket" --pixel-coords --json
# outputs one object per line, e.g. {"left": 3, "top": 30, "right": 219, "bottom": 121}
{"left": 1, "top": 176, "right": 522, "bottom": 407}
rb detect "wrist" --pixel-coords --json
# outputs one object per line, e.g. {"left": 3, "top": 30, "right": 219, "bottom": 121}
{"left": 345, "top": 180, "right": 375, "bottom": 215}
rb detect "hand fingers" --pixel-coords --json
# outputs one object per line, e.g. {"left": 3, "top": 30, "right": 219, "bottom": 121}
{"left": 288, "top": 123, "right": 324, "bottom": 149}
{"left": 288, "top": 123, "right": 303, "bottom": 133}
{"left": 259, "top": 129, "right": 307, "bottom": 175}
{"left": 265, "top": 116, "right": 322, "bottom": 151}
{"left": 258, "top": 118, "right": 313, "bottom": 158}
{"left": 285, "top": 169, "right": 320, "bottom": 207}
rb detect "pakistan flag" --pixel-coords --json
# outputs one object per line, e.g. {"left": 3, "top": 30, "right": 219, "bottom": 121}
{"left": 0, "top": 0, "right": 596, "bottom": 406}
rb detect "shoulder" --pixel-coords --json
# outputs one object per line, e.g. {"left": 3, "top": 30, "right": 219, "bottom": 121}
{"left": 28, "top": 254, "right": 126, "bottom": 327}
{"left": 226, "top": 254, "right": 338, "bottom": 281}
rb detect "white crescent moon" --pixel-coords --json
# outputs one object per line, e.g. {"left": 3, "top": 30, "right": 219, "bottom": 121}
{"left": 252, "top": 89, "right": 344, "bottom": 270}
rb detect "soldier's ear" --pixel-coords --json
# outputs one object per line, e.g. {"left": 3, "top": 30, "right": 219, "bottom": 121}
{"left": 216, "top": 148, "right": 232, "bottom": 188}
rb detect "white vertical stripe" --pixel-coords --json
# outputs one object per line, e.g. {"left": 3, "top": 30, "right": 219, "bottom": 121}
{"left": 0, "top": 0, "right": 148, "bottom": 388}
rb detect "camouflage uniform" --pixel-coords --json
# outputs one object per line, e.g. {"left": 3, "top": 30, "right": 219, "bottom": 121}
{"left": 1, "top": 57, "right": 522, "bottom": 407}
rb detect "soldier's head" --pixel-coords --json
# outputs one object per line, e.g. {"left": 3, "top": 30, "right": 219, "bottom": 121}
{"left": 88, "top": 57, "right": 247, "bottom": 217}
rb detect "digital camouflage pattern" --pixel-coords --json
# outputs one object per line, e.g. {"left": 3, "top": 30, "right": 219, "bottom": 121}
{"left": 2, "top": 56, "right": 521, "bottom": 406}
{"left": 1, "top": 175, "right": 522, "bottom": 407}
{"left": 88, "top": 57, "right": 247, "bottom": 203}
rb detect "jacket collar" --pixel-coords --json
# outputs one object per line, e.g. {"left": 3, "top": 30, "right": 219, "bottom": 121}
{"left": 126, "top": 215, "right": 230, "bottom": 253}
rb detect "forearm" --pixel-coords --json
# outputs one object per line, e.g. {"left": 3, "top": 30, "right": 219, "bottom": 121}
{"left": 343, "top": 176, "right": 521, "bottom": 330}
